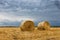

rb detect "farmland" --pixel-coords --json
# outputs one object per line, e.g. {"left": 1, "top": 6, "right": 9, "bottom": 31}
{"left": 0, "top": 27, "right": 60, "bottom": 40}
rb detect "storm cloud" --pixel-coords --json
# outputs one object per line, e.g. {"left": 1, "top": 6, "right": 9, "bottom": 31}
{"left": 0, "top": 0, "right": 60, "bottom": 26}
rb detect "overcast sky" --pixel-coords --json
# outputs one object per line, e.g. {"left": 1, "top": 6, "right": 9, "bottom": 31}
{"left": 0, "top": 0, "right": 60, "bottom": 26}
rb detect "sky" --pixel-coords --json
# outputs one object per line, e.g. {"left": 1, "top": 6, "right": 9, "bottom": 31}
{"left": 0, "top": 0, "right": 60, "bottom": 26}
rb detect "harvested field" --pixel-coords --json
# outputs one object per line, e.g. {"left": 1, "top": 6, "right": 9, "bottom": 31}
{"left": 0, "top": 27, "right": 60, "bottom": 40}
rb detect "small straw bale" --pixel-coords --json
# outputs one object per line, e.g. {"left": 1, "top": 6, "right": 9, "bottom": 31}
{"left": 20, "top": 20, "right": 35, "bottom": 31}
{"left": 37, "top": 21, "right": 50, "bottom": 30}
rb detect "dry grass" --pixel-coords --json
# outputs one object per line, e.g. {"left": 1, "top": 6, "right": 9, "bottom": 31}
{"left": 0, "top": 27, "right": 60, "bottom": 40}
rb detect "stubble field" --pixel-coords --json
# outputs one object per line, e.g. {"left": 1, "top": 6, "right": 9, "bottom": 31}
{"left": 0, "top": 27, "right": 60, "bottom": 40}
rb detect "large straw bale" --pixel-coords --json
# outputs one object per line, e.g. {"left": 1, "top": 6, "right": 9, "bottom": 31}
{"left": 20, "top": 20, "right": 35, "bottom": 31}
{"left": 37, "top": 21, "right": 50, "bottom": 30}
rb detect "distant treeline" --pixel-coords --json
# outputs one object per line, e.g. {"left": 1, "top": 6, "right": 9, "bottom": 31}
{"left": 0, "top": 26, "right": 18, "bottom": 28}
{"left": 0, "top": 26, "right": 60, "bottom": 28}
{"left": 51, "top": 26, "right": 60, "bottom": 27}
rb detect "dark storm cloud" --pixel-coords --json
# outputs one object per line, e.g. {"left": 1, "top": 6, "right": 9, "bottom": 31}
{"left": 0, "top": 0, "right": 60, "bottom": 26}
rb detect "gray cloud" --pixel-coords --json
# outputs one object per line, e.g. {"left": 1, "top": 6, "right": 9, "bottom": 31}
{"left": 0, "top": 0, "right": 60, "bottom": 26}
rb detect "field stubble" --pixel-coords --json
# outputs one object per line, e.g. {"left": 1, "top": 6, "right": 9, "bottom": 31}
{"left": 0, "top": 27, "right": 60, "bottom": 40}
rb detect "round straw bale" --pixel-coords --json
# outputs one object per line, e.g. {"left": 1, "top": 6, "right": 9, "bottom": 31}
{"left": 20, "top": 20, "right": 35, "bottom": 31}
{"left": 37, "top": 21, "right": 50, "bottom": 30}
